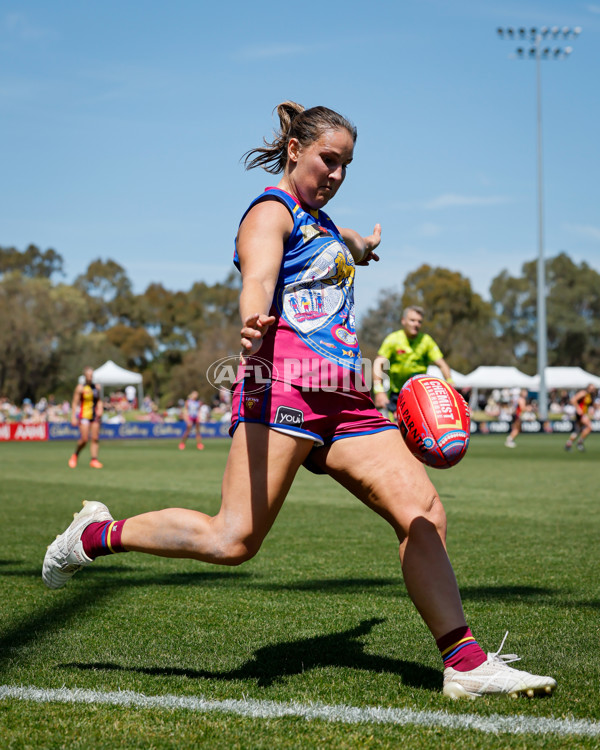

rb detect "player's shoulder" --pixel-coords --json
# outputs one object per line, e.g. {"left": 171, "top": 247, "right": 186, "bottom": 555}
{"left": 242, "top": 196, "right": 292, "bottom": 224}
{"left": 238, "top": 198, "right": 293, "bottom": 247}
{"left": 420, "top": 332, "right": 442, "bottom": 352}
{"left": 378, "top": 328, "right": 404, "bottom": 351}
{"left": 387, "top": 328, "right": 407, "bottom": 343}
{"left": 242, "top": 189, "right": 298, "bottom": 224}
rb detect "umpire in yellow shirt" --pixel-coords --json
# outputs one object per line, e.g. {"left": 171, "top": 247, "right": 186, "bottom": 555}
{"left": 372, "top": 305, "right": 453, "bottom": 416}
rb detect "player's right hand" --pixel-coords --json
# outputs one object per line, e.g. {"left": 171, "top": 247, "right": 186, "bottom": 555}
{"left": 240, "top": 313, "right": 276, "bottom": 362}
{"left": 374, "top": 392, "right": 389, "bottom": 409}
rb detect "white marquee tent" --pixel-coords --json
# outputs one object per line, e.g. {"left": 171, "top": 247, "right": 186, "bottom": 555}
{"left": 91, "top": 360, "right": 143, "bottom": 404}
{"left": 531, "top": 367, "right": 600, "bottom": 390}
{"left": 461, "top": 366, "right": 537, "bottom": 389}
{"left": 426, "top": 365, "right": 469, "bottom": 389}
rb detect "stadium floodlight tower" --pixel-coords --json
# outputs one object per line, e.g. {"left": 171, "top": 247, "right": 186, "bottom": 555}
{"left": 496, "top": 24, "right": 581, "bottom": 420}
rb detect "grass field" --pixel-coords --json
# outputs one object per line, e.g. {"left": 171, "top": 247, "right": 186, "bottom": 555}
{"left": 1, "top": 435, "right": 599, "bottom": 748}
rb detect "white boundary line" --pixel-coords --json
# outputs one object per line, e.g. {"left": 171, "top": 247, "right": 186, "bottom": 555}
{"left": 1, "top": 684, "right": 600, "bottom": 737}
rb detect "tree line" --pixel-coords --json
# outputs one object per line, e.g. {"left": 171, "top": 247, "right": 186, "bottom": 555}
{"left": 1, "top": 244, "right": 599, "bottom": 404}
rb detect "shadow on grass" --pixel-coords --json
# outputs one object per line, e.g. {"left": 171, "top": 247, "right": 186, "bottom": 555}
{"left": 61, "top": 617, "right": 440, "bottom": 690}
{"left": 461, "top": 584, "right": 554, "bottom": 600}
{"left": 2, "top": 568, "right": 598, "bottom": 688}
{"left": 0, "top": 570, "right": 250, "bottom": 671}
{"left": 461, "top": 584, "right": 600, "bottom": 610}
{"left": 0, "top": 566, "right": 252, "bottom": 584}
{"left": 3, "top": 566, "right": 599, "bottom": 607}
{"left": 255, "top": 577, "right": 399, "bottom": 593}
{"left": 460, "top": 584, "right": 600, "bottom": 607}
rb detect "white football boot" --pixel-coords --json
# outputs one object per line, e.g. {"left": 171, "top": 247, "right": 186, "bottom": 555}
{"left": 43, "top": 500, "right": 113, "bottom": 589}
{"left": 443, "top": 632, "right": 556, "bottom": 699}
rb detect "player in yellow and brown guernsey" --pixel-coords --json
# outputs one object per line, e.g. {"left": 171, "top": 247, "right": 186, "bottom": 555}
{"left": 565, "top": 383, "right": 597, "bottom": 452}
{"left": 68, "top": 366, "right": 104, "bottom": 468}
{"left": 505, "top": 389, "right": 529, "bottom": 449}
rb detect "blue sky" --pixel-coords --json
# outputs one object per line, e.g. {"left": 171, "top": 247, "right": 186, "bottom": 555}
{"left": 2, "top": 0, "right": 599, "bottom": 320}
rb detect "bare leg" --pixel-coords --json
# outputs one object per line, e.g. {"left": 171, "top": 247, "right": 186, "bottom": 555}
{"left": 579, "top": 416, "right": 592, "bottom": 443}
{"left": 89, "top": 422, "right": 100, "bottom": 460}
{"left": 121, "top": 423, "right": 313, "bottom": 564}
{"left": 75, "top": 422, "right": 90, "bottom": 456}
{"left": 566, "top": 417, "right": 584, "bottom": 447}
{"left": 309, "top": 429, "right": 466, "bottom": 639}
{"left": 507, "top": 417, "right": 520, "bottom": 443}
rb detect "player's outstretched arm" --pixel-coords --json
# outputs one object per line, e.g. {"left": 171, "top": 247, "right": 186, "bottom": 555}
{"left": 339, "top": 223, "right": 381, "bottom": 265}
{"left": 435, "top": 357, "right": 453, "bottom": 384}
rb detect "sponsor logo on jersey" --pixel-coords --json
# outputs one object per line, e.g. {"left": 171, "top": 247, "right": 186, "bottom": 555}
{"left": 274, "top": 406, "right": 304, "bottom": 427}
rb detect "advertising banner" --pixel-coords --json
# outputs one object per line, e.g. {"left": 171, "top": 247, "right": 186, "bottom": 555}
{"left": 2, "top": 420, "right": 597, "bottom": 442}
{"left": 46, "top": 421, "right": 232, "bottom": 441}
{"left": 0, "top": 423, "right": 48, "bottom": 441}
{"left": 470, "top": 420, "right": 600, "bottom": 434}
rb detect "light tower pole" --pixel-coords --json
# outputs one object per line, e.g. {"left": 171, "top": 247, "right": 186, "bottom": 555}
{"left": 497, "top": 25, "right": 581, "bottom": 419}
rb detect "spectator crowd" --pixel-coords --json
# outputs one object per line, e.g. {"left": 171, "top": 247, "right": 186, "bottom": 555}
{"left": 468, "top": 388, "right": 600, "bottom": 422}
{"left": 0, "top": 388, "right": 233, "bottom": 426}
{"left": 1, "top": 388, "right": 598, "bottom": 426}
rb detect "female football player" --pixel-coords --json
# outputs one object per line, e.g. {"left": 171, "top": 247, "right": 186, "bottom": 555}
{"left": 44, "top": 102, "right": 555, "bottom": 698}
{"left": 178, "top": 390, "right": 205, "bottom": 450}
{"left": 505, "top": 389, "right": 529, "bottom": 448}
{"left": 565, "top": 383, "right": 597, "bottom": 451}
{"left": 68, "top": 366, "right": 104, "bottom": 469}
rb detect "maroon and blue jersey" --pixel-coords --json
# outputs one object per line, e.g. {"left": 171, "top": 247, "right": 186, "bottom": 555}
{"left": 234, "top": 187, "right": 362, "bottom": 390}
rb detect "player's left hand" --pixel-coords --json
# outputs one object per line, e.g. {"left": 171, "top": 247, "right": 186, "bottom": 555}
{"left": 357, "top": 223, "right": 381, "bottom": 266}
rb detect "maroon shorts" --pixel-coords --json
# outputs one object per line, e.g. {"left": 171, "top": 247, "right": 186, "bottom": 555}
{"left": 230, "top": 379, "right": 397, "bottom": 447}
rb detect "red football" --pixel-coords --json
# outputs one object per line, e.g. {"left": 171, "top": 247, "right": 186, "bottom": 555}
{"left": 396, "top": 375, "right": 470, "bottom": 469}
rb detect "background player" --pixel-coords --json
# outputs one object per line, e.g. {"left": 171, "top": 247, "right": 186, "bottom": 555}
{"left": 179, "top": 390, "right": 205, "bottom": 450}
{"left": 372, "top": 306, "right": 452, "bottom": 418}
{"left": 565, "top": 383, "right": 597, "bottom": 452}
{"left": 68, "top": 366, "right": 103, "bottom": 469}
{"left": 505, "top": 389, "right": 528, "bottom": 448}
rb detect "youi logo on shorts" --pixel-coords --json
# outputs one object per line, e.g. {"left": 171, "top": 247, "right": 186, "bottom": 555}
{"left": 274, "top": 406, "right": 304, "bottom": 427}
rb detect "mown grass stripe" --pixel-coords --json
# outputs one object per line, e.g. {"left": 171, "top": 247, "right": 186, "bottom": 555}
{"left": 1, "top": 685, "right": 599, "bottom": 737}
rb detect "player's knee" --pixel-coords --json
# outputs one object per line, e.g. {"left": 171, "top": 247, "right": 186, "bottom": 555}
{"left": 219, "top": 536, "right": 262, "bottom": 566}
{"left": 427, "top": 494, "right": 447, "bottom": 535}
{"left": 398, "top": 492, "right": 447, "bottom": 542}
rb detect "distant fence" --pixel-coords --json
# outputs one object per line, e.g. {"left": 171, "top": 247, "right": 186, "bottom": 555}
{"left": 471, "top": 419, "right": 600, "bottom": 435}
{"left": 0, "top": 419, "right": 598, "bottom": 442}
{"left": 0, "top": 421, "right": 231, "bottom": 442}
